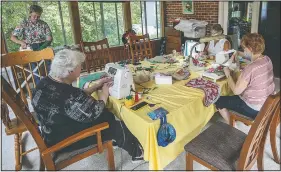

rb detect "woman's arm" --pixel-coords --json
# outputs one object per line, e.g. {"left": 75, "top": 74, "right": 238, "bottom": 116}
{"left": 83, "top": 83, "right": 102, "bottom": 95}
{"left": 203, "top": 42, "right": 209, "bottom": 55}
{"left": 224, "top": 67, "right": 248, "bottom": 95}
{"left": 83, "top": 77, "right": 113, "bottom": 95}
{"left": 10, "top": 35, "right": 26, "bottom": 48}
{"left": 223, "top": 40, "right": 231, "bottom": 51}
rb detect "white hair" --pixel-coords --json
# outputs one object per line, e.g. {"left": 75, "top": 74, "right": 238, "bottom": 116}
{"left": 49, "top": 49, "right": 85, "bottom": 78}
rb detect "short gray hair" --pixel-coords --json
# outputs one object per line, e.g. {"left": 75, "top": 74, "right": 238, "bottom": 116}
{"left": 49, "top": 49, "right": 85, "bottom": 78}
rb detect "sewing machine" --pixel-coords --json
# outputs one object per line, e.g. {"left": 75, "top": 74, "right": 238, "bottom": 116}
{"left": 215, "top": 49, "right": 236, "bottom": 64}
{"left": 104, "top": 63, "right": 134, "bottom": 99}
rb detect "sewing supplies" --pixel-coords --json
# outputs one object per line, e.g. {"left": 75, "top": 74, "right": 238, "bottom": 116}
{"left": 134, "top": 92, "right": 139, "bottom": 102}
{"left": 124, "top": 95, "right": 135, "bottom": 107}
{"left": 130, "top": 101, "right": 148, "bottom": 111}
{"left": 201, "top": 64, "right": 225, "bottom": 82}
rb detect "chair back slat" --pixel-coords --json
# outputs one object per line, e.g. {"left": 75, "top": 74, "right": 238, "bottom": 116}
{"left": 1, "top": 76, "right": 48, "bottom": 151}
{"left": 237, "top": 92, "right": 280, "bottom": 170}
{"left": 1, "top": 48, "right": 54, "bottom": 108}
{"left": 128, "top": 34, "right": 153, "bottom": 62}
{"left": 1, "top": 101, "right": 12, "bottom": 129}
{"left": 80, "top": 38, "right": 112, "bottom": 73}
{"left": 28, "top": 63, "right": 36, "bottom": 86}
{"left": 4, "top": 67, "right": 13, "bottom": 87}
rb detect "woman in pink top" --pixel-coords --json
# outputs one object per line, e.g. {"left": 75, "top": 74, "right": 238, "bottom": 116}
{"left": 215, "top": 33, "right": 275, "bottom": 123}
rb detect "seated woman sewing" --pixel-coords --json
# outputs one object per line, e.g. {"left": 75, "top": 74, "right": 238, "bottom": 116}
{"left": 31, "top": 49, "right": 144, "bottom": 162}
{"left": 203, "top": 24, "right": 231, "bottom": 59}
{"left": 215, "top": 33, "right": 275, "bottom": 124}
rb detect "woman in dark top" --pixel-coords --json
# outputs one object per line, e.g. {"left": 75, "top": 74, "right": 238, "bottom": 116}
{"left": 32, "top": 49, "right": 143, "bottom": 162}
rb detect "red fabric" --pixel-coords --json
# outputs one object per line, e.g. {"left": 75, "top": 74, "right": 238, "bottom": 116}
{"left": 185, "top": 78, "right": 220, "bottom": 107}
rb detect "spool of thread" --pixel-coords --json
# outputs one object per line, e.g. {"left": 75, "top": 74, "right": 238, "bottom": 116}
{"left": 135, "top": 92, "right": 139, "bottom": 102}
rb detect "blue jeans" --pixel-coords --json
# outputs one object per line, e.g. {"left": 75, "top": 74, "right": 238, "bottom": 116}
{"left": 215, "top": 95, "right": 259, "bottom": 119}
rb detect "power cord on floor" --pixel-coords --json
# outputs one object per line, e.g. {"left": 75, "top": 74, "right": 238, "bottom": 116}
{"left": 118, "top": 104, "right": 125, "bottom": 171}
{"left": 132, "top": 161, "right": 149, "bottom": 171}
{"left": 118, "top": 103, "right": 148, "bottom": 171}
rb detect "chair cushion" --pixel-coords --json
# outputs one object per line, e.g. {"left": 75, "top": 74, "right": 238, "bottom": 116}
{"left": 184, "top": 121, "right": 247, "bottom": 170}
{"left": 229, "top": 110, "right": 254, "bottom": 121}
{"left": 53, "top": 143, "right": 102, "bottom": 165}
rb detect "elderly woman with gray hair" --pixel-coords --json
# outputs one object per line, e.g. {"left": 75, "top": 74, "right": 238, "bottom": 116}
{"left": 31, "top": 49, "right": 144, "bottom": 162}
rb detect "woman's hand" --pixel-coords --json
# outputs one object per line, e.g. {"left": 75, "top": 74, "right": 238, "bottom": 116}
{"left": 20, "top": 41, "right": 27, "bottom": 49}
{"left": 102, "top": 81, "right": 113, "bottom": 95}
{"left": 99, "top": 82, "right": 113, "bottom": 104}
{"left": 97, "top": 77, "right": 113, "bottom": 88}
{"left": 223, "top": 67, "right": 231, "bottom": 78}
{"left": 230, "top": 51, "right": 238, "bottom": 62}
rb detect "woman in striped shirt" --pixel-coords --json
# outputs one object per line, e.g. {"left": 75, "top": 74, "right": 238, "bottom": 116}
{"left": 215, "top": 33, "right": 275, "bottom": 124}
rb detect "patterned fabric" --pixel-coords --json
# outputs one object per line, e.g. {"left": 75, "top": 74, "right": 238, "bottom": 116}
{"left": 31, "top": 76, "right": 105, "bottom": 147}
{"left": 239, "top": 55, "right": 275, "bottom": 111}
{"left": 12, "top": 18, "right": 52, "bottom": 44}
{"left": 186, "top": 78, "right": 220, "bottom": 106}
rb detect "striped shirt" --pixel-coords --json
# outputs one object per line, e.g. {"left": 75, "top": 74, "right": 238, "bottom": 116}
{"left": 239, "top": 55, "right": 275, "bottom": 111}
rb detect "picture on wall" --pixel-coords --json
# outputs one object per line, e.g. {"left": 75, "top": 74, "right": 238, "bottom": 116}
{"left": 182, "top": 1, "right": 194, "bottom": 14}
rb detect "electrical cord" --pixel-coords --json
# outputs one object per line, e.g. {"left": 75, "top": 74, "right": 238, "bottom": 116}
{"left": 132, "top": 161, "right": 149, "bottom": 171}
{"left": 118, "top": 104, "right": 125, "bottom": 171}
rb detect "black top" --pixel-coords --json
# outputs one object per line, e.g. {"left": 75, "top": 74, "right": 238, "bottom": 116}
{"left": 31, "top": 76, "right": 105, "bottom": 147}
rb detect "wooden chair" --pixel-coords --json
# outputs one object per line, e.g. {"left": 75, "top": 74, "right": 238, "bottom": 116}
{"left": 2, "top": 76, "right": 115, "bottom": 170}
{"left": 128, "top": 34, "right": 153, "bottom": 62}
{"left": 80, "top": 38, "right": 112, "bottom": 73}
{"left": 229, "top": 81, "right": 281, "bottom": 164}
{"left": 184, "top": 92, "right": 280, "bottom": 170}
{"left": 1, "top": 48, "right": 54, "bottom": 170}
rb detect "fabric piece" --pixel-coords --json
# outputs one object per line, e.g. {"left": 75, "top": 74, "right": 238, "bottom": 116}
{"left": 12, "top": 18, "right": 52, "bottom": 44}
{"left": 186, "top": 77, "right": 220, "bottom": 106}
{"left": 184, "top": 121, "right": 247, "bottom": 170}
{"left": 77, "top": 72, "right": 107, "bottom": 89}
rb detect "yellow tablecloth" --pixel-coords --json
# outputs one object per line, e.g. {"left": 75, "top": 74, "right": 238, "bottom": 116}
{"left": 92, "top": 59, "right": 233, "bottom": 170}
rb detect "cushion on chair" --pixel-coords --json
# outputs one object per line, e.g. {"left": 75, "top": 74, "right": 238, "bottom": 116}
{"left": 184, "top": 121, "right": 247, "bottom": 170}
{"left": 229, "top": 110, "right": 254, "bottom": 121}
{"left": 53, "top": 141, "right": 109, "bottom": 165}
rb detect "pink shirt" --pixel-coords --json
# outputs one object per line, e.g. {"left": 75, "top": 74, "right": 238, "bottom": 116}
{"left": 239, "top": 55, "right": 275, "bottom": 111}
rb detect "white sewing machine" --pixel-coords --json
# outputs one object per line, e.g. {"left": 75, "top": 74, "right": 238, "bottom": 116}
{"left": 104, "top": 63, "right": 134, "bottom": 99}
{"left": 215, "top": 49, "right": 236, "bottom": 64}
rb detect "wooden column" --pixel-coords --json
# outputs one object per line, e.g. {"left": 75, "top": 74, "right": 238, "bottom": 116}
{"left": 123, "top": 2, "right": 132, "bottom": 31}
{"left": 68, "top": 1, "right": 82, "bottom": 44}
{"left": 1, "top": 30, "right": 8, "bottom": 54}
{"left": 160, "top": 1, "right": 165, "bottom": 37}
